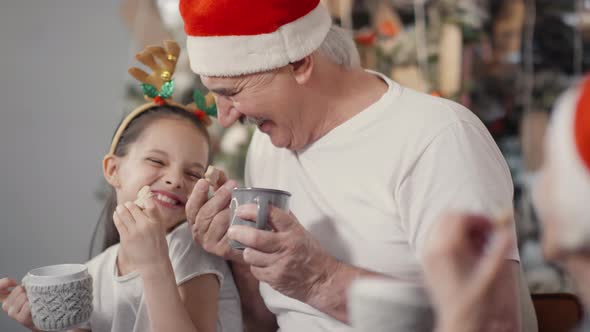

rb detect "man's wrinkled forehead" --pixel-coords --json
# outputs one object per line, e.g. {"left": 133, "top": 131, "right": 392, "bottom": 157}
{"left": 202, "top": 70, "right": 279, "bottom": 96}
{"left": 201, "top": 76, "right": 244, "bottom": 94}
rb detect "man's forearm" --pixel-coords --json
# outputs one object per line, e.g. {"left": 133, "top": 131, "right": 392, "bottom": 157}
{"left": 230, "top": 262, "right": 278, "bottom": 332}
{"left": 306, "top": 260, "right": 386, "bottom": 324}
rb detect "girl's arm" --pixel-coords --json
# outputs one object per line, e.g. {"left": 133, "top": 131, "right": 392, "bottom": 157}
{"left": 178, "top": 274, "right": 220, "bottom": 331}
{"left": 115, "top": 201, "right": 219, "bottom": 332}
{"left": 142, "top": 260, "right": 219, "bottom": 332}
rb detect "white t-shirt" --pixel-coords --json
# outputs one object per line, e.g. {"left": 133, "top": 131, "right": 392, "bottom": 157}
{"left": 244, "top": 73, "right": 521, "bottom": 331}
{"left": 81, "top": 222, "right": 243, "bottom": 332}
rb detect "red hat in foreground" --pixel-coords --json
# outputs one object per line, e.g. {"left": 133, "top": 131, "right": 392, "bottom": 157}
{"left": 544, "top": 77, "right": 590, "bottom": 249}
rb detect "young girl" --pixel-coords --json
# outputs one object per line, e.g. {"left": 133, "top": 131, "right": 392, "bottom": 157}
{"left": 0, "top": 41, "right": 243, "bottom": 332}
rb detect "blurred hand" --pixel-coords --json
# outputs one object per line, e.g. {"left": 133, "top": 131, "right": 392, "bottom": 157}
{"left": 186, "top": 178, "right": 244, "bottom": 263}
{"left": 0, "top": 278, "right": 38, "bottom": 331}
{"left": 423, "top": 213, "right": 513, "bottom": 332}
{"left": 227, "top": 205, "right": 339, "bottom": 303}
{"left": 113, "top": 200, "right": 170, "bottom": 275}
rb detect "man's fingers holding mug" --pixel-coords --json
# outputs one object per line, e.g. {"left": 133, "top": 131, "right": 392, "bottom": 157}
{"left": 235, "top": 205, "right": 296, "bottom": 233}
{"left": 202, "top": 180, "right": 238, "bottom": 216}
{"left": 243, "top": 247, "right": 280, "bottom": 267}
{"left": 212, "top": 170, "right": 228, "bottom": 191}
{"left": 228, "top": 225, "right": 283, "bottom": 253}
{"left": 201, "top": 209, "right": 231, "bottom": 245}
{"left": 187, "top": 179, "right": 210, "bottom": 226}
{"left": 195, "top": 181, "right": 237, "bottom": 237}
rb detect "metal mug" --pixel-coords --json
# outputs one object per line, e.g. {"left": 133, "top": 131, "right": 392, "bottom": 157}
{"left": 229, "top": 187, "right": 291, "bottom": 250}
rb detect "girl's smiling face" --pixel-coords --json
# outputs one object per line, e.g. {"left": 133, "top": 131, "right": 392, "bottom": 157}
{"left": 104, "top": 116, "right": 209, "bottom": 230}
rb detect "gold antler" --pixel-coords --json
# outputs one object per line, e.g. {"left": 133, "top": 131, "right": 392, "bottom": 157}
{"left": 128, "top": 40, "right": 181, "bottom": 92}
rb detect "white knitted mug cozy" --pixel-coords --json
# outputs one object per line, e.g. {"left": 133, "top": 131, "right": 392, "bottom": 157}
{"left": 22, "top": 264, "right": 93, "bottom": 331}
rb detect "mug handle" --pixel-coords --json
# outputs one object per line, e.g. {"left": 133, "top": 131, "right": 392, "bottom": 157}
{"left": 255, "top": 198, "right": 269, "bottom": 230}
{"left": 229, "top": 198, "right": 239, "bottom": 227}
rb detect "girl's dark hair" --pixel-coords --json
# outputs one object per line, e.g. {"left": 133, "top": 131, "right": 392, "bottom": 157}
{"left": 89, "top": 105, "right": 211, "bottom": 258}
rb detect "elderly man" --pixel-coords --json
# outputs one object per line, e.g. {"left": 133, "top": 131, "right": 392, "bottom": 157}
{"left": 180, "top": 0, "right": 535, "bottom": 331}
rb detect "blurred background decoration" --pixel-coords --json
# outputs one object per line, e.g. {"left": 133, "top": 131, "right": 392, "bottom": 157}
{"left": 324, "top": 0, "right": 590, "bottom": 295}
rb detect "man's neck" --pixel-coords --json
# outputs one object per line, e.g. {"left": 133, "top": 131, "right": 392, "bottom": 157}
{"left": 305, "top": 68, "right": 388, "bottom": 145}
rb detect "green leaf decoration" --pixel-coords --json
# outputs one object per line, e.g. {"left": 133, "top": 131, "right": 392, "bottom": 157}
{"left": 141, "top": 83, "right": 158, "bottom": 98}
{"left": 205, "top": 104, "right": 218, "bottom": 117}
{"left": 193, "top": 90, "right": 207, "bottom": 110}
{"left": 159, "top": 80, "right": 175, "bottom": 99}
{"left": 193, "top": 90, "right": 218, "bottom": 117}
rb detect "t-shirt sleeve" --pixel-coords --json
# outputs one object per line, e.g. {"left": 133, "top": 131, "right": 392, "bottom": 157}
{"left": 167, "top": 223, "right": 229, "bottom": 286}
{"left": 396, "top": 121, "right": 520, "bottom": 261}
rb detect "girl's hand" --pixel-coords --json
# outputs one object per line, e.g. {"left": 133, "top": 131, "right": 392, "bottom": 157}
{"left": 0, "top": 278, "right": 38, "bottom": 331}
{"left": 113, "top": 199, "right": 170, "bottom": 275}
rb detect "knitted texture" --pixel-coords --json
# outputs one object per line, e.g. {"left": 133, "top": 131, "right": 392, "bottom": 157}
{"left": 26, "top": 276, "right": 93, "bottom": 331}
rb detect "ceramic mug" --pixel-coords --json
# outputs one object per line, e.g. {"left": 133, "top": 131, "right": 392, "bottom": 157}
{"left": 22, "top": 264, "right": 93, "bottom": 331}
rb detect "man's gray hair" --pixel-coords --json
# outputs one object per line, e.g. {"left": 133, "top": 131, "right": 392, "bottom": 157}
{"left": 316, "top": 25, "right": 361, "bottom": 69}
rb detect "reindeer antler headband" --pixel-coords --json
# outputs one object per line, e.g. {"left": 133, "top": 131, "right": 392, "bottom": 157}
{"left": 108, "top": 40, "right": 217, "bottom": 155}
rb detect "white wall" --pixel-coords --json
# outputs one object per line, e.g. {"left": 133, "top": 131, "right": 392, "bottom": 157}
{"left": 0, "top": 1, "right": 131, "bottom": 330}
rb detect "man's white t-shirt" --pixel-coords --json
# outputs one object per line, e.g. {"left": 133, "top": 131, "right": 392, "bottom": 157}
{"left": 245, "top": 73, "right": 521, "bottom": 331}
{"left": 82, "top": 222, "right": 243, "bottom": 332}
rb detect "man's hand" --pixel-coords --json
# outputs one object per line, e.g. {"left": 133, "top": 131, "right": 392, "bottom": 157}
{"left": 186, "top": 179, "right": 244, "bottom": 263}
{"left": 227, "top": 204, "right": 340, "bottom": 303}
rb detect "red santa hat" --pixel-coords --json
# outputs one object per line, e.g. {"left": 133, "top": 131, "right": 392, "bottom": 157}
{"left": 179, "top": 0, "right": 332, "bottom": 77}
{"left": 544, "top": 76, "right": 590, "bottom": 248}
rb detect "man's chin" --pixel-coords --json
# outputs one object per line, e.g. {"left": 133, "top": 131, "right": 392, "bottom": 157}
{"left": 268, "top": 134, "right": 290, "bottom": 149}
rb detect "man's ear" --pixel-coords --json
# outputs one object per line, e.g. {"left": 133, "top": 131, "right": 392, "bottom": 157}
{"left": 103, "top": 154, "right": 121, "bottom": 188}
{"left": 290, "top": 55, "right": 313, "bottom": 85}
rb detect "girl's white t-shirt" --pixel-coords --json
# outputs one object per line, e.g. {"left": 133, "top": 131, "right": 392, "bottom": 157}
{"left": 81, "top": 222, "right": 243, "bottom": 332}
